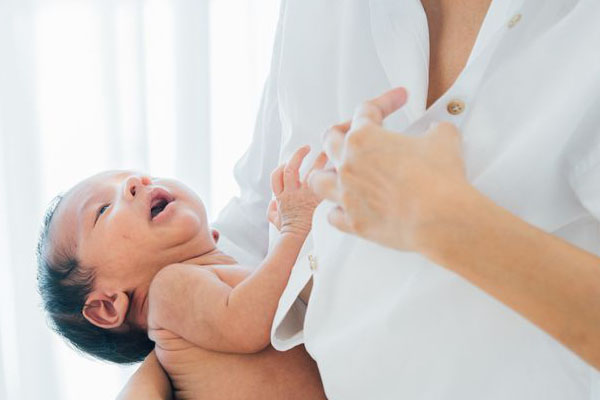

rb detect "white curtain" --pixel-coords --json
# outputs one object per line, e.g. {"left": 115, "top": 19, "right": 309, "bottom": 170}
{"left": 0, "top": 0, "right": 279, "bottom": 399}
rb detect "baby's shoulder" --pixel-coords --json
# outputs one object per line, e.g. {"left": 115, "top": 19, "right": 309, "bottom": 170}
{"left": 147, "top": 264, "right": 218, "bottom": 324}
{"left": 209, "top": 264, "right": 252, "bottom": 287}
{"left": 149, "top": 263, "right": 216, "bottom": 298}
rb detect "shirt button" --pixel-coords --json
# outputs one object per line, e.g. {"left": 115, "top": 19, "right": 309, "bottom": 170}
{"left": 308, "top": 254, "right": 318, "bottom": 271}
{"left": 446, "top": 99, "right": 466, "bottom": 115}
{"left": 507, "top": 13, "right": 522, "bottom": 28}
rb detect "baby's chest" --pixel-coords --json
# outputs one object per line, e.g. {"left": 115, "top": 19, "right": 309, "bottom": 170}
{"left": 155, "top": 342, "right": 278, "bottom": 400}
{"left": 153, "top": 338, "right": 213, "bottom": 399}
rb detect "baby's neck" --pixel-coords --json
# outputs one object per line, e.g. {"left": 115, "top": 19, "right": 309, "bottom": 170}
{"left": 182, "top": 247, "right": 237, "bottom": 267}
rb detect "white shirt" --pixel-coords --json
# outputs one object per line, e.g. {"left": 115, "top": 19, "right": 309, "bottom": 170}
{"left": 215, "top": 0, "right": 600, "bottom": 398}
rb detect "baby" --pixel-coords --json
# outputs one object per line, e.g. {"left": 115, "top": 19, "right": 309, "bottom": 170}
{"left": 37, "top": 146, "right": 326, "bottom": 365}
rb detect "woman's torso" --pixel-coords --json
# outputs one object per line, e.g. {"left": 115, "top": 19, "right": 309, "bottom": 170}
{"left": 271, "top": 0, "right": 600, "bottom": 398}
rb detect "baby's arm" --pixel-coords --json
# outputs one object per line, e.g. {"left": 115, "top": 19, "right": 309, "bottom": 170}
{"left": 149, "top": 147, "right": 326, "bottom": 353}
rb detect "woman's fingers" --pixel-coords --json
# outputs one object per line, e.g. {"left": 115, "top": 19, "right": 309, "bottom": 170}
{"left": 322, "top": 88, "right": 407, "bottom": 166}
{"left": 322, "top": 121, "right": 351, "bottom": 143}
{"left": 351, "top": 87, "right": 408, "bottom": 128}
{"left": 327, "top": 206, "right": 352, "bottom": 233}
{"left": 323, "top": 122, "right": 350, "bottom": 167}
{"left": 308, "top": 169, "right": 341, "bottom": 203}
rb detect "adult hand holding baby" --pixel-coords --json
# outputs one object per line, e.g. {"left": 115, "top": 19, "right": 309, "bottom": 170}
{"left": 309, "top": 87, "right": 470, "bottom": 254}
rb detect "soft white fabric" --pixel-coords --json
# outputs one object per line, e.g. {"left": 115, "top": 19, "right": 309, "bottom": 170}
{"left": 215, "top": 0, "right": 600, "bottom": 398}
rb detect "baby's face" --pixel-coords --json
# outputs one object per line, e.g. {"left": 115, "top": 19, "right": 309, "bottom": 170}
{"left": 49, "top": 170, "right": 216, "bottom": 290}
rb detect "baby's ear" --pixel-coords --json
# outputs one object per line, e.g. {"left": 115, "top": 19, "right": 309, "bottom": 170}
{"left": 211, "top": 228, "right": 220, "bottom": 243}
{"left": 82, "top": 291, "right": 129, "bottom": 330}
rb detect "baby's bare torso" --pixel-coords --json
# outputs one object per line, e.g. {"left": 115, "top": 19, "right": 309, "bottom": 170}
{"left": 153, "top": 331, "right": 325, "bottom": 400}
{"left": 148, "top": 260, "right": 323, "bottom": 399}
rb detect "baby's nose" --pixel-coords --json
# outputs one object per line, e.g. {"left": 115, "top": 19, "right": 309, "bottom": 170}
{"left": 126, "top": 178, "right": 138, "bottom": 199}
{"left": 124, "top": 176, "right": 141, "bottom": 199}
{"left": 124, "top": 175, "right": 152, "bottom": 200}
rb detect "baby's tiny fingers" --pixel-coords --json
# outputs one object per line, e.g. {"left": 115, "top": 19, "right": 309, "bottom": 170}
{"left": 284, "top": 145, "right": 310, "bottom": 189}
{"left": 287, "top": 145, "right": 311, "bottom": 171}
{"left": 270, "top": 164, "right": 285, "bottom": 195}
{"left": 302, "top": 152, "right": 328, "bottom": 183}
{"left": 267, "top": 199, "right": 280, "bottom": 228}
{"left": 310, "top": 152, "right": 328, "bottom": 172}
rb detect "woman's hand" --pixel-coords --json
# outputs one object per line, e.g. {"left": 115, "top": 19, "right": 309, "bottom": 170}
{"left": 309, "top": 87, "right": 469, "bottom": 251}
{"left": 268, "top": 146, "right": 328, "bottom": 237}
{"left": 309, "top": 89, "right": 600, "bottom": 368}
{"left": 310, "top": 87, "right": 600, "bottom": 369}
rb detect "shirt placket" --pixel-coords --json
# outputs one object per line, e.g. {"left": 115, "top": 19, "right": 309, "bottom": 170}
{"left": 405, "top": 0, "right": 528, "bottom": 136}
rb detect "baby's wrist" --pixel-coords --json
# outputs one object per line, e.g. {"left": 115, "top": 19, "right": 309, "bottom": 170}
{"left": 280, "top": 219, "right": 312, "bottom": 238}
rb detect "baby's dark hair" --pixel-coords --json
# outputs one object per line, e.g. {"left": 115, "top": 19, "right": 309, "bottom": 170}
{"left": 36, "top": 195, "right": 154, "bottom": 364}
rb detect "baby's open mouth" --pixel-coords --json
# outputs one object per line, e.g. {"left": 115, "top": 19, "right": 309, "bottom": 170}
{"left": 149, "top": 188, "right": 174, "bottom": 220}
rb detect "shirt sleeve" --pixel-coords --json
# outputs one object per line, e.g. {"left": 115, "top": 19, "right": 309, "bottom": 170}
{"left": 212, "top": 1, "right": 286, "bottom": 267}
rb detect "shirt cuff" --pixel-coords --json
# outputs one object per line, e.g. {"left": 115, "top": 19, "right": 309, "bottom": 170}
{"left": 570, "top": 151, "right": 600, "bottom": 221}
{"left": 270, "top": 238, "right": 314, "bottom": 351}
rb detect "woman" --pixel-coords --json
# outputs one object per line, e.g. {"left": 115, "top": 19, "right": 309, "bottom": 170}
{"left": 123, "top": 0, "right": 600, "bottom": 398}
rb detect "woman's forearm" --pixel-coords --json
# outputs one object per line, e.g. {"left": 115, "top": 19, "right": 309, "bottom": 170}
{"left": 311, "top": 87, "right": 600, "bottom": 367}
{"left": 116, "top": 351, "right": 173, "bottom": 400}
{"left": 421, "top": 184, "right": 600, "bottom": 368}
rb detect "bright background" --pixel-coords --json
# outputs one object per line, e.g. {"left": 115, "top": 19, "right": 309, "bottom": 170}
{"left": 0, "top": 0, "right": 279, "bottom": 398}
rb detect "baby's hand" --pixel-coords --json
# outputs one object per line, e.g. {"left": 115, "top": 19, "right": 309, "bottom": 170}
{"left": 268, "top": 146, "right": 328, "bottom": 237}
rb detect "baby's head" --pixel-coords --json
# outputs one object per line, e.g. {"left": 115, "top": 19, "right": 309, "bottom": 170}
{"left": 37, "top": 170, "right": 218, "bottom": 363}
